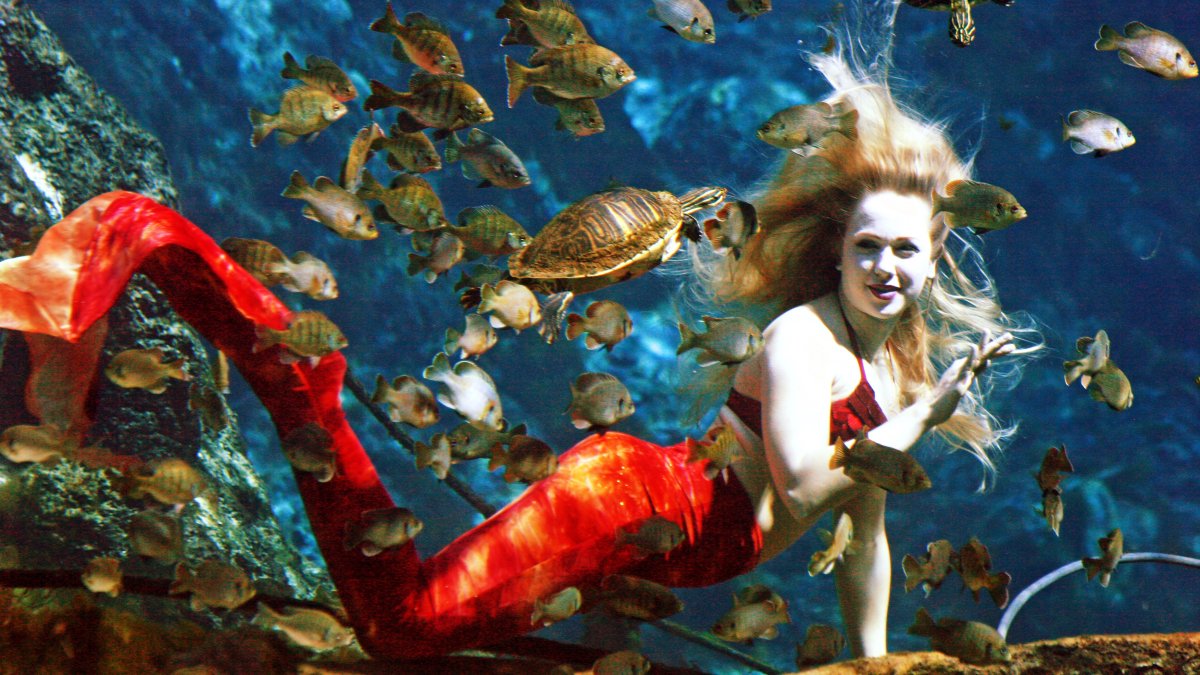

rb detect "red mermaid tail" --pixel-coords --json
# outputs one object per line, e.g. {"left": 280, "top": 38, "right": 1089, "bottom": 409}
{"left": 0, "top": 192, "right": 761, "bottom": 658}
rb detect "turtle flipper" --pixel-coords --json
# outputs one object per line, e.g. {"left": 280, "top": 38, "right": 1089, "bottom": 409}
{"left": 949, "top": 0, "right": 975, "bottom": 47}
{"left": 537, "top": 291, "right": 575, "bottom": 344}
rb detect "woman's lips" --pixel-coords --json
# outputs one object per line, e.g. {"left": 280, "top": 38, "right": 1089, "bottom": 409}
{"left": 869, "top": 284, "right": 899, "bottom": 299}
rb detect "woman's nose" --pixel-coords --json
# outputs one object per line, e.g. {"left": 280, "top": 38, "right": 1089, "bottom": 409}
{"left": 871, "top": 249, "right": 898, "bottom": 277}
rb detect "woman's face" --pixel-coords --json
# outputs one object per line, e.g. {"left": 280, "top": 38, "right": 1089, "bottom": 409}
{"left": 839, "top": 190, "right": 937, "bottom": 321}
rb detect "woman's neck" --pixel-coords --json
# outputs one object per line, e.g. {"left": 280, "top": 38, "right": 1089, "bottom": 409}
{"left": 834, "top": 290, "right": 898, "bottom": 361}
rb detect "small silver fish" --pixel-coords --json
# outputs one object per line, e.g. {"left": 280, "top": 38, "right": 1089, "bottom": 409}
{"left": 445, "top": 129, "right": 531, "bottom": 189}
{"left": 170, "top": 559, "right": 257, "bottom": 611}
{"left": 82, "top": 557, "right": 123, "bottom": 597}
{"left": 415, "top": 433, "right": 452, "bottom": 480}
{"left": 807, "top": 512, "right": 854, "bottom": 576}
{"left": 649, "top": 0, "right": 716, "bottom": 43}
{"left": 1095, "top": 22, "right": 1198, "bottom": 80}
{"left": 445, "top": 314, "right": 499, "bottom": 360}
{"left": 703, "top": 200, "right": 759, "bottom": 259}
{"left": 423, "top": 352, "right": 504, "bottom": 431}
{"left": 344, "top": 507, "right": 423, "bottom": 556}
{"left": 282, "top": 171, "right": 378, "bottom": 240}
{"left": 567, "top": 372, "right": 635, "bottom": 431}
{"left": 531, "top": 586, "right": 582, "bottom": 627}
{"left": 370, "top": 374, "right": 440, "bottom": 428}
{"left": 677, "top": 316, "right": 763, "bottom": 367}
{"left": 1061, "top": 110, "right": 1135, "bottom": 157}
{"left": 254, "top": 602, "right": 356, "bottom": 651}
{"left": 565, "top": 300, "right": 632, "bottom": 351}
{"left": 407, "top": 231, "right": 465, "bottom": 284}
{"left": 478, "top": 280, "right": 542, "bottom": 332}
{"left": 281, "top": 423, "right": 337, "bottom": 483}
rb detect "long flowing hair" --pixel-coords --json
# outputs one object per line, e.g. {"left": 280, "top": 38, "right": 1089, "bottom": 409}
{"left": 686, "top": 53, "right": 1040, "bottom": 481}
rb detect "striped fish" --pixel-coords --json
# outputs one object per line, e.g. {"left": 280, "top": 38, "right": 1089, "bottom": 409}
{"left": 495, "top": 0, "right": 593, "bottom": 48}
{"left": 358, "top": 171, "right": 450, "bottom": 233}
{"left": 375, "top": 126, "right": 442, "bottom": 174}
{"left": 363, "top": 73, "right": 493, "bottom": 138}
{"left": 504, "top": 44, "right": 635, "bottom": 107}
{"left": 369, "top": 3, "right": 464, "bottom": 75}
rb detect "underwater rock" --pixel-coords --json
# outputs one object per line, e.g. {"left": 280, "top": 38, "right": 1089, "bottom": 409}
{"left": 0, "top": 0, "right": 331, "bottom": 613}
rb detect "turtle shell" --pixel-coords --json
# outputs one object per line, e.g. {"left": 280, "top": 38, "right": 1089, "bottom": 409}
{"left": 510, "top": 187, "right": 683, "bottom": 281}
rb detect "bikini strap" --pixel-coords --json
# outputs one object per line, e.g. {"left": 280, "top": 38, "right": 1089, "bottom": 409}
{"left": 835, "top": 295, "right": 869, "bottom": 382}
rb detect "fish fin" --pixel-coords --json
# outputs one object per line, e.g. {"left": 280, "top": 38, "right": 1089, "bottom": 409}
{"left": 248, "top": 108, "right": 275, "bottom": 147}
{"left": 368, "top": 2, "right": 405, "bottom": 34}
{"left": 565, "top": 313, "right": 585, "bottom": 341}
{"left": 423, "top": 351, "right": 452, "bottom": 383}
{"left": 908, "top": 607, "right": 936, "bottom": 636}
{"left": 702, "top": 462, "right": 720, "bottom": 481}
{"left": 404, "top": 11, "right": 449, "bottom": 34}
{"left": 1117, "top": 49, "right": 1146, "bottom": 71}
{"left": 280, "top": 170, "right": 308, "bottom": 199}
{"left": 584, "top": 335, "right": 602, "bottom": 350}
{"left": 1069, "top": 140, "right": 1094, "bottom": 155}
{"left": 1123, "top": 21, "right": 1153, "bottom": 38}
{"left": 393, "top": 110, "right": 426, "bottom": 134}
{"left": 444, "top": 131, "right": 463, "bottom": 163}
{"left": 505, "top": 55, "right": 530, "bottom": 108}
{"left": 361, "top": 542, "right": 383, "bottom": 557}
{"left": 280, "top": 51, "right": 303, "bottom": 80}
{"left": 432, "top": 128, "right": 452, "bottom": 142}
{"left": 488, "top": 447, "right": 508, "bottom": 472}
{"left": 444, "top": 328, "right": 461, "bottom": 355}
{"left": 761, "top": 625, "right": 779, "bottom": 640}
{"left": 1094, "top": 24, "right": 1119, "bottom": 51}
{"left": 1080, "top": 374, "right": 1092, "bottom": 389}
{"left": 476, "top": 180, "right": 493, "bottom": 188}
{"left": 901, "top": 554, "right": 923, "bottom": 593}
{"left": 168, "top": 563, "right": 191, "bottom": 595}
{"left": 829, "top": 437, "right": 848, "bottom": 469}
{"left": 675, "top": 322, "right": 696, "bottom": 355}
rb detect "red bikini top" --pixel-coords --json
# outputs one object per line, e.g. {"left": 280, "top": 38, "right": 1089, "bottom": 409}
{"left": 725, "top": 302, "right": 889, "bottom": 444}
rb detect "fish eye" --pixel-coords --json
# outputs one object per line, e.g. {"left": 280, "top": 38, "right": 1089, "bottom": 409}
{"left": 704, "top": 28, "right": 714, "bottom": 37}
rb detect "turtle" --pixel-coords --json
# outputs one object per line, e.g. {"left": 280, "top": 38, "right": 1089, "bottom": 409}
{"left": 505, "top": 185, "right": 727, "bottom": 342}
{"left": 902, "top": 0, "right": 1015, "bottom": 47}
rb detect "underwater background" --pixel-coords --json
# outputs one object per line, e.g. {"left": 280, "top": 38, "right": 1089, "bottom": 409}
{"left": 17, "top": 0, "right": 1200, "bottom": 670}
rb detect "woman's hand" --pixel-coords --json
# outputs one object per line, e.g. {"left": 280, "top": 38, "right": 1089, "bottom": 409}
{"left": 926, "top": 331, "right": 1015, "bottom": 428}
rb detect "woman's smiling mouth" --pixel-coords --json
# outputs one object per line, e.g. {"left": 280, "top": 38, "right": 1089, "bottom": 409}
{"left": 869, "top": 284, "right": 900, "bottom": 299}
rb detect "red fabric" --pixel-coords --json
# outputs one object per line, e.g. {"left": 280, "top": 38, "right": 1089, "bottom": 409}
{"left": 0, "top": 192, "right": 761, "bottom": 659}
{"left": 726, "top": 383, "right": 889, "bottom": 444}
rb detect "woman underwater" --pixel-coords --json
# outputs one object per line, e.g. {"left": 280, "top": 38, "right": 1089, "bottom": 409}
{"left": 0, "top": 49, "right": 1033, "bottom": 663}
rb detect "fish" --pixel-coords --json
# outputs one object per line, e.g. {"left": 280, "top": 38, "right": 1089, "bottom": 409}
{"left": 795, "top": 624, "right": 844, "bottom": 668}
{"left": 908, "top": 607, "right": 1010, "bottom": 666}
{"left": 1095, "top": 22, "right": 1198, "bottom": 80}
{"left": 734, "top": 584, "right": 785, "bottom": 607}
{"left": 687, "top": 424, "right": 741, "bottom": 480}
{"left": 128, "top": 508, "right": 184, "bottom": 564}
{"left": 592, "top": 651, "right": 651, "bottom": 675}
{"left": 364, "top": 74, "right": 493, "bottom": 139}
{"left": 249, "top": 85, "right": 347, "bottom": 147}
{"left": 170, "top": 559, "right": 257, "bottom": 611}
{"left": 407, "top": 231, "right": 465, "bottom": 284}
{"left": 445, "top": 314, "right": 499, "bottom": 360}
{"left": 281, "top": 423, "right": 336, "bottom": 483}
{"left": 358, "top": 170, "right": 450, "bottom": 233}
{"left": 281, "top": 171, "right": 378, "bottom": 240}
{"left": 1082, "top": 528, "right": 1124, "bottom": 587}
{"left": 568, "top": 372, "right": 635, "bottom": 431}
{"left": 105, "top": 347, "right": 191, "bottom": 394}
{"left": 829, "top": 432, "right": 932, "bottom": 494}
{"left": 616, "top": 515, "right": 685, "bottom": 555}
{"left": 756, "top": 102, "right": 857, "bottom": 154}
{"left": 280, "top": 52, "right": 357, "bottom": 101}
{"left": 504, "top": 44, "right": 636, "bottom": 107}
{"left": 253, "top": 602, "right": 356, "bottom": 651}
{"left": 649, "top": 0, "right": 716, "bottom": 43}
{"left": 369, "top": 4, "right": 464, "bottom": 76}
{"left": 370, "top": 374, "right": 440, "bottom": 428}
{"left": 676, "top": 316, "right": 763, "bottom": 367}
{"left": 955, "top": 537, "right": 1011, "bottom": 608}
{"left": 808, "top": 512, "right": 854, "bottom": 576}
{"left": 127, "top": 458, "right": 209, "bottom": 506}
{"left": 339, "top": 123, "right": 385, "bottom": 193}
{"left": 702, "top": 200, "right": 759, "bottom": 259}
{"left": 478, "top": 280, "right": 542, "bottom": 332}
{"left": 531, "top": 88, "right": 606, "bottom": 137}
{"left": 344, "top": 507, "right": 423, "bottom": 556}
{"left": 214, "top": 350, "right": 230, "bottom": 394}
{"left": 488, "top": 434, "right": 558, "bottom": 483}
{"left": 446, "top": 421, "right": 527, "bottom": 461}
{"left": 451, "top": 206, "right": 531, "bottom": 258}
{"left": 598, "top": 574, "right": 685, "bottom": 621}
{"left": 931, "top": 180, "right": 1028, "bottom": 234}
{"left": 253, "top": 310, "right": 348, "bottom": 366}
{"left": 495, "top": 0, "right": 594, "bottom": 48}
{"left": 711, "top": 591, "right": 790, "bottom": 643}
{"left": 901, "top": 539, "right": 954, "bottom": 596}
{"left": 444, "top": 129, "right": 530, "bottom": 190}
{"left": 188, "top": 382, "right": 229, "bottom": 432}
{"left": 374, "top": 127, "right": 442, "bottom": 174}
{"left": 423, "top": 352, "right": 505, "bottom": 431}
{"left": 82, "top": 557, "right": 123, "bottom": 597}
{"left": 0, "top": 423, "right": 74, "bottom": 463}
{"left": 1036, "top": 445, "right": 1073, "bottom": 536}
{"left": 454, "top": 263, "right": 508, "bottom": 294}
{"left": 727, "top": 0, "right": 771, "bottom": 22}
{"left": 531, "top": 586, "right": 582, "bottom": 627}
{"left": 566, "top": 300, "right": 632, "bottom": 351}
{"left": 221, "top": 237, "right": 339, "bottom": 300}
{"left": 1064, "top": 330, "right": 1133, "bottom": 410}
{"left": 1061, "top": 110, "right": 1135, "bottom": 157}
{"left": 415, "top": 433, "right": 452, "bottom": 480}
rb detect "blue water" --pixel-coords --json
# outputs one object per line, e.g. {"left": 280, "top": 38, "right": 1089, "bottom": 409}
{"left": 26, "top": 0, "right": 1200, "bottom": 670}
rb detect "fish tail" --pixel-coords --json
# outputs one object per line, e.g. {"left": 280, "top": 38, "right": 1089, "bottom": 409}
{"left": 505, "top": 55, "right": 530, "bottom": 108}
{"left": 565, "top": 313, "right": 586, "bottom": 341}
{"left": 369, "top": 1, "right": 405, "bottom": 34}
{"left": 828, "top": 437, "right": 848, "bottom": 469}
{"left": 1094, "top": 24, "right": 1119, "bottom": 51}
{"left": 370, "top": 373, "right": 391, "bottom": 403}
{"left": 252, "top": 325, "right": 281, "bottom": 354}
{"left": 1082, "top": 557, "right": 1101, "bottom": 581}
{"left": 423, "top": 351, "right": 452, "bottom": 383}
{"left": 248, "top": 108, "right": 276, "bottom": 147}
{"left": 495, "top": 0, "right": 527, "bottom": 21}
{"left": 407, "top": 252, "right": 429, "bottom": 279}
{"left": 477, "top": 283, "right": 498, "bottom": 313}
{"left": 444, "top": 328, "right": 461, "bottom": 355}
{"left": 280, "top": 51, "right": 302, "bottom": 80}
{"left": 415, "top": 441, "right": 432, "bottom": 470}
{"left": 168, "top": 562, "right": 192, "bottom": 595}
{"left": 364, "top": 79, "right": 408, "bottom": 112}
{"left": 280, "top": 170, "right": 309, "bottom": 199}
{"left": 907, "top": 607, "right": 936, "bottom": 636}
{"left": 675, "top": 322, "right": 696, "bottom": 355}
{"left": 1062, "top": 359, "right": 1084, "bottom": 386}
{"left": 487, "top": 446, "right": 507, "bottom": 472}
{"left": 252, "top": 601, "right": 279, "bottom": 626}
{"left": 987, "top": 572, "right": 1011, "bottom": 608}
{"left": 166, "top": 358, "right": 192, "bottom": 382}
{"left": 901, "top": 554, "right": 923, "bottom": 593}
{"left": 444, "top": 131, "right": 464, "bottom": 164}
{"left": 1060, "top": 115, "right": 1072, "bottom": 142}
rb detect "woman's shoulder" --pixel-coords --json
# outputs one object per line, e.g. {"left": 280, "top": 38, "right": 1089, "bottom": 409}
{"left": 764, "top": 295, "right": 838, "bottom": 346}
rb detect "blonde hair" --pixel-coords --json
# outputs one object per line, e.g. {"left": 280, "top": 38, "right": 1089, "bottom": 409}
{"left": 688, "top": 53, "right": 1039, "bottom": 480}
